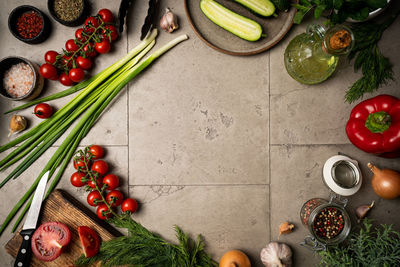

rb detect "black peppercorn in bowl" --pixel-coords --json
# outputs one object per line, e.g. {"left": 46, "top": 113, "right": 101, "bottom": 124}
{"left": 8, "top": 5, "right": 51, "bottom": 44}
{"left": 0, "top": 57, "right": 44, "bottom": 101}
{"left": 48, "top": 0, "right": 88, "bottom": 27}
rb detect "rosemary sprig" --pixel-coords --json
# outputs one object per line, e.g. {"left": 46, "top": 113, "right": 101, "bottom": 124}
{"left": 74, "top": 215, "right": 217, "bottom": 267}
{"left": 345, "top": 11, "right": 399, "bottom": 103}
{"left": 318, "top": 218, "right": 400, "bottom": 266}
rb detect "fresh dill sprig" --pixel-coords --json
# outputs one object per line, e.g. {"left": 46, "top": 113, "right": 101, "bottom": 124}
{"left": 74, "top": 215, "right": 217, "bottom": 267}
{"left": 345, "top": 11, "right": 399, "bottom": 103}
{"left": 318, "top": 218, "right": 400, "bottom": 266}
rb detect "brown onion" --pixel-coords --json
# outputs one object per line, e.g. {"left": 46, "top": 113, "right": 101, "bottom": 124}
{"left": 368, "top": 163, "right": 400, "bottom": 199}
{"left": 219, "top": 250, "right": 251, "bottom": 267}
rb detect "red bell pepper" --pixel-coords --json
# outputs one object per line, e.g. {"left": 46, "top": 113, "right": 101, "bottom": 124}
{"left": 346, "top": 94, "right": 400, "bottom": 157}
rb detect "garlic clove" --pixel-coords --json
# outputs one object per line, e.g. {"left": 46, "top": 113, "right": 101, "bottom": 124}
{"left": 355, "top": 201, "right": 374, "bottom": 220}
{"left": 279, "top": 222, "right": 294, "bottom": 235}
{"left": 9, "top": 114, "right": 27, "bottom": 137}
{"left": 260, "top": 242, "right": 292, "bottom": 267}
{"left": 160, "top": 8, "right": 179, "bottom": 33}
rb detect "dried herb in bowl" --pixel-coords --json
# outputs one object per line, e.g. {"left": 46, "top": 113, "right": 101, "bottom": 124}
{"left": 54, "top": 0, "right": 84, "bottom": 22}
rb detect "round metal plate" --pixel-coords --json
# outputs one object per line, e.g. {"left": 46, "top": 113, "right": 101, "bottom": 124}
{"left": 184, "top": 0, "right": 297, "bottom": 56}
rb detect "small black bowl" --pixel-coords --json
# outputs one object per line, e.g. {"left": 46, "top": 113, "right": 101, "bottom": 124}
{"left": 8, "top": 5, "right": 51, "bottom": 44}
{"left": 48, "top": 0, "right": 88, "bottom": 27}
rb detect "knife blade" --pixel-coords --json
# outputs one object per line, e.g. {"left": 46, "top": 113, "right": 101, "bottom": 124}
{"left": 140, "top": 0, "right": 159, "bottom": 40}
{"left": 118, "top": 0, "right": 134, "bottom": 33}
{"left": 14, "top": 171, "right": 49, "bottom": 267}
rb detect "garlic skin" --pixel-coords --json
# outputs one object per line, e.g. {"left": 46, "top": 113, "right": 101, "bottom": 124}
{"left": 160, "top": 8, "right": 179, "bottom": 33}
{"left": 260, "top": 242, "right": 292, "bottom": 267}
{"left": 9, "top": 114, "right": 27, "bottom": 137}
{"left": 355, "top": 201, "right": 374, "bottom": 220}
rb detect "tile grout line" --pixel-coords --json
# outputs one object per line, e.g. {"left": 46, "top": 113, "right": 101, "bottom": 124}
{"left": 126, "top": 27, "right": 131, "bottom": 197}
{"left": 268, "top": 50, "right": 272, "bottom": 243}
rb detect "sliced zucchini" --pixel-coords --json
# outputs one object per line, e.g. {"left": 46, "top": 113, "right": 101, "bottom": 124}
{"left": 234, "top": 0, "right": 276, "bottom": 17}
{"left": 200, "top": 0, "right": 263, "bottom": 41}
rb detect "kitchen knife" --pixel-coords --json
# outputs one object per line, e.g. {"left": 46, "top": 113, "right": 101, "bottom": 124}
{"left": 140, "top": 0, "right": 160, "bottom": 40}
{"left": 118, "top": 0, "right": 135, "bottom": 33}
{"left": 14, "top": 171, "right": 49, "bottom": 267}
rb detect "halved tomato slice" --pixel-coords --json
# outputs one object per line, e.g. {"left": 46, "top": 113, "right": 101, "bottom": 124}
{"left": 31, "top": 222, "right": 71, "bottom": 262}
{"left": 77, "top": 226, "right": 100, "bottom": 258}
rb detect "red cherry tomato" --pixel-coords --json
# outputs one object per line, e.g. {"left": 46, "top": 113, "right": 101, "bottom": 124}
{"left": 40, "top": 63, "right": 58, "bottom": 80}
{"left": 106, "top": 190, "right": 124, "bottom": 207}
{"left": 73, "top": 156, "right": 89, "bottom": 171}
{"left": 61, "top": 55, "right": 75, "bottom": 70}
{"left": 85, "top": 16, "right": 99, "bottom": 28}
{"left": 83, "top": 44, "right": 97, "bottom": 58}
{"left": 102, "top": 174, "right": 119, "bottom": 190}
{"left": 88, "top": 145, "right": 104, "bottom": 160}
{"left": 77, "top": 226, "right": 100, "bottom": 258}
{"left": 91, "top": 160, "right": 108, "bottom": 176}
{"left": 59, "top": 72, "right": 74, "bottom": 86}
{"left": 98, "top": 9, "right": 114, "bottom": 23}
{"left": 65, "top": 39, "right": 80, "bottom": 52}
{"left": 88, "top": 177, "right": 103, "bottom": 189}
{"left": 44, "top": 50, "right": 59, "bottom": 64}
{"left": 87, "top": 190, "right": 102, "bottom": 206}
{"left": 121, "top": 198, "right": 138, "bottom": 213}
{"left": 96, "top": 204, "right": 112, "bottom": 220}
{"left": 69, "top": 68, "right": 85, "bottom": 83}
{"left": 95, "top": 39, "right": 111, "bottom": 54}
{"left": 76, "top": 56, "right": 92, "bottom": 70}
{"left": 34, "top": 103, "right": 53, "bottom": 119}
{"left": 75, "top": 28, "right": 86, "bottom": 42}
{"left": 102, "top": 25, "right": 118, "bottom": 42}
{"left": 31, "top": 222, "right": 71, "bottom": 262}
{"left": 70, "top": 172, "right": 86, "bottom": 187}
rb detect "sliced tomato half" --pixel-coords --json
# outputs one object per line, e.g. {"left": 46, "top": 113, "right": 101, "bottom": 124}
{"left": 77, "top": 226, "right": 100, "bottom": 258}
{"left": 31, "top": 222, "right": 71, "bottom": 262}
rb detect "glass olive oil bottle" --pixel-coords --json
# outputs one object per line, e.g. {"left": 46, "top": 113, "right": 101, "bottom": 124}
{"left": 284, "top": 24, "right": 354, "bottom": 85}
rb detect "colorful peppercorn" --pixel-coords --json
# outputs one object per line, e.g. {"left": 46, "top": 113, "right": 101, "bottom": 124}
{"left": 300, "top": 198, "right": 327, "bottom": 225}
{"left": 16, "top": 11, "right": 43, "bottom": 39}
{"left": 313, "top": 207, "right": 344, "bottom": 240}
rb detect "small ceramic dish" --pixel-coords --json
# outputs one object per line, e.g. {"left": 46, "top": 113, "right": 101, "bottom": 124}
{"left": 8, "top": 5, "right": 51, "bottom": 44}
{"left": 347, "top": 0, "right": 392, "bottom": 23}
{"left": 48, "top": 0, "right": 88, "bottom": 27}
{"left": 0, "top": 57, "right": 44, "bottom": 101}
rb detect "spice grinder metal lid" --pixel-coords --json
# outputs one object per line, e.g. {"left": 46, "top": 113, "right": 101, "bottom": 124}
{"left": 323, "top": 155, "right": 362, "bottom": 196}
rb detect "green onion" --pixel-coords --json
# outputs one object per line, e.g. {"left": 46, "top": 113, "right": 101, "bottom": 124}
{"left": 0, "top": 30, "right": 188, "bottom": 236}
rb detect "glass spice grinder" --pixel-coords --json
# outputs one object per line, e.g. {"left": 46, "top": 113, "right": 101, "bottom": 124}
{"left": 299, "top": 154, "right": 362, "bottom": 251}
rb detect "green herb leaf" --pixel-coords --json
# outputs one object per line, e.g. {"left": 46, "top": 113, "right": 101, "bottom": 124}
{"left": 293, "top": 4, "right": 313, "bottom": 24}
{"left": 366, "top": 0, "right": 388, "bottom": 9}
{"left": 333, "top": 0, "right": 343, "bottom": 9}
{"left": 314, "top": 4, "right": 326, "bottom": 19}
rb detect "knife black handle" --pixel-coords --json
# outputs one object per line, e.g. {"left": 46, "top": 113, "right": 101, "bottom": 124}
{"left": 118, "top": 0, "right": 134, "bottom": 33}
{"left": 14, "top": 229, "right": 35, "bottom": 267}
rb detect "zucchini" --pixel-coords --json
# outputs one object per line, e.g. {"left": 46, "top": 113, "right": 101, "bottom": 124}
{"left": 234, "top": 0, "right": 276, "bottom": 17}
{"left": 200, "top": 0, "right": 263, "bottom": 42}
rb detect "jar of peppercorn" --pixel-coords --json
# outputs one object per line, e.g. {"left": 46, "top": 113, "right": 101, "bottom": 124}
{"left": 300, "top": 195, "right": 351, "bottom": 251}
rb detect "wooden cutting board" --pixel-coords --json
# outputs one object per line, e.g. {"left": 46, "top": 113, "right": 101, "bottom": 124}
{"left": 5, "top": 189, "right": 122, "bottom": 266}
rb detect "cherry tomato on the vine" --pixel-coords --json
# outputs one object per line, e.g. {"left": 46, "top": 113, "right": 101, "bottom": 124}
{"left": 98, "top": 9, "right": 114, "bottom": 23}
{"left": 65, "top": 39, "right": 80, "bottom": 52}
{"left": 85, "top": 16, "right": 99, "bottom": 28}
{"left": 61, "top": 55, "right": 74, "bottom": 69}
{"left": 106, "top": 190, "right": 124, "bottom": 207}
{"left": 96, "top": 204, "right": 112, "bottom": 220}
{"left": 88, "top": 145, "right": 104, "bottom": 160}
{"left": 88, "top": 177, "right": 103, "bottom": 189}
{"left": 121, "top": 198, "right": 138, "bottom": 213}
{"left": 40, "top": 63, "right": 58, "bottom": 80}
{"left": 95, "top": 39, "right": 111, "bottom": 54}
{"left": 44, "top": 50, "right": 59, "bottom": 64}
{"left": 87, "top": 190, "right": 102, "bottom": 206}
{"left": 91, "top": 160, "right": 108, "bottom": 176}
{"left": 34, "top": 103, "right": 53, "bottom": 119}
{"left": 73, "top": 156, "right": 89, "bottom": 171}
{"left": 69, "top": 68, "right": 85, "bottom": 83}
{"left": 75, "top": 28, "right": 87, "bottom": 42}
{"left": 70, "top": 172, "right": 86, "bottom": 187}
{"left": 76, "top": 56, "right": 92, "bottom": 70}
{"left": 102, "top": 25, "right": 118, "bottom": 42}
{"left": 102, "top": 174, "right": 119, "bottom": 190}
{"left": 59, "top": 73, "right": 74, "bottom": 86}
{"left": 83, "top": 44, "right": 97, "bottom": 58}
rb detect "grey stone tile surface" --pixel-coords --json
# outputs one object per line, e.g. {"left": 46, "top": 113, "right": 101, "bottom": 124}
{"left": 0, "top": 0, "right": 399, "bottom": 266}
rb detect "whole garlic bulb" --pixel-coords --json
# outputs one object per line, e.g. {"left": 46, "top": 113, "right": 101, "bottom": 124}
{"left": 260, "top": 242, "right": 292, "bottom": 267}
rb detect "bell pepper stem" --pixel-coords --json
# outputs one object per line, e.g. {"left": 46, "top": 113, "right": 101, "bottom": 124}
{"left": 365, "top": 111, "right": 392, "bottom": 133}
